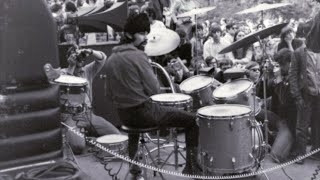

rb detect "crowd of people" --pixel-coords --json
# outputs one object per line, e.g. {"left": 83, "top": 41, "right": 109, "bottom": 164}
{"left": 45, "top": 0, "right": 320, "bottom": 178}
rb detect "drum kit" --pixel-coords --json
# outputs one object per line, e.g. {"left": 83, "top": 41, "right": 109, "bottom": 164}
{"left": 143, "top": 2, "right": 293, "bottom": 176}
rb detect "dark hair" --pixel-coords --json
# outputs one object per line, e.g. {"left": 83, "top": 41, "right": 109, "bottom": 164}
{"left": 191, "top": 23, "right": 203, "bottom": 33}
{"left": 218, "top": 58, "right": 233, "bottom": 68}
{"left": 274, "top": 48, "right": 292, "bottom": 66}
{"left": 204, "top": 56, "right": 214, "bottom": 65}
{"left": 280, "top": 26, "right": 295, "bottom": 41}
{"left": 124, "top": 13, "right": 150, "bottom": 35}
{"left": 50, "top": 3, "right": 62, "bottom": 13}
{"left": 226, "top": 23, "right": 235, "bottom": 30}
{"left": 209, "top": 25, "right": 222, "bottom": 36}
{"left": 232, "top": 30, "right": 249, "bottom": 59}
{"left": 176, "top": 28, "right": 187, "bottom": 38}
{"left": 245, "top": 61, "right": 259, "bottom": 70}
{"left": 65, "top": 1, "right": 77, "bottom": 13}
{"left": 145, "top": 7, "right": 156, "bottom": 20}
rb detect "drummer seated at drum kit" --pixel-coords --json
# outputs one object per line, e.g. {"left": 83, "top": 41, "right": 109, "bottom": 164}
{"left": 244, "top": 61, "right": 293, "bottom": 163}
{"left": 44, "top": 45, "right": 121, "bottom": 154}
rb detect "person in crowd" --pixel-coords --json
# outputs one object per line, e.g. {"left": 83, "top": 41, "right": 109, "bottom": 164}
{"left": 164, "top": 55, "right": 192, "bottom": 84}
{"left": 251, "top": 42, "right": 264, "bottom": 65}
{"left": 245, "top": 61, "right": 293, "bottom": 163}
{"left": 59, "top": 1, "right": 79, "bottom": 43}
{"left": 190, "top": 23, "right": 204, "bottom": 59}
{"left": 171, "top": 0, "right": 198, "bottom": 38}
{"left": 145, "top": 7, "right": 166, "bottom": 29}
{"left": 289, "top": 12, "right": 320, "bottom": 164}
{"left": 214, "top": 57, "right": 233, "bottom": 83}
{"left": 191, "top": 56, "right": 207, "bottom": 75}
{"left": 203, "top": 25, "right": 230, "bottom": 61}
{"left": 203, "top": 56, "right": 220, "bottom": 77}
{"left": 44, "top": 46, "right": 120, "bottom": 154}
{"left": 222, "top": 22, "right": 238, "bottom": 45}
{"left": 273, "top": 48, "right": 297, "bottom": 147}
{"left": 277, "top": 26, "right": 303, "bottom": 52}
{"left": 104, "top": 13, "right": 201, "bottom": 178}
{"left": 128, "top": 4, "right": 140, "bottom": 16}
{"left": 171, "top": 29, "right": 192, "bottom": 67}
{"left": 230, "top": 30, "right": 253, "bottom": 65}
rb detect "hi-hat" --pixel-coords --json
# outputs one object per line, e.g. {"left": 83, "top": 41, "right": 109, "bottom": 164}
{"left": 177, "top": 6, "right": 216, "bottom": 18}
{"left": 144, "top": 28, "right": 180, "bottom": 56}
{"left": 219, "top": 22, "right": 288, "bottom": 54}
{"left": 236, "top": 3, "right": 291, "bottom": 15}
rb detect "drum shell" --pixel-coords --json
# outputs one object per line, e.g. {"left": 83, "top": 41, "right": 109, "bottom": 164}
{"left": 197, "top": 112, "right": 256, "bottom": 174}
{"left": 95, "top": 138, "right": 128, "bottom": 159}
{"left": 59, "top": 85, "right": 87, "bottom": 114}
{"left": 151, "top": 97, "right": 193, "bottom": 112}
{"left": 213, "top": 81, "right": 261, "bottom": 115}
{"left": 186, "top": 85, "right": 215, "bottom": 110}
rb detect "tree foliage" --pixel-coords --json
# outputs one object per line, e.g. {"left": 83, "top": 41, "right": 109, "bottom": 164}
{"left": 195, "top": 0, "right": 319, "bottom": 23}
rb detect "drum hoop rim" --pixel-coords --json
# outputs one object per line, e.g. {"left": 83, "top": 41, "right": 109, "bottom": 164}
{"left": 150, "top": 93, "right": 192, "bottom": 103}
{"left": 212, "top": 78, "right": 253, "bottom": 98}
{"left": 197, "top": 113, "right": 252, "bottom": 119}
{"left": 151, "top": 98, "right": 193, "bottom": 104}
{"left": 56, "top": 82, "right": 88, "bottom": 87}
{"left": 180, "top": 75, "right": 213, "bottom": 93}
{"left": 96, "top": 137, "right": 129, "bottom": 145}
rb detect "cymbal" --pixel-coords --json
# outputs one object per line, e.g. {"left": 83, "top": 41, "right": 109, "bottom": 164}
{"left": 144, "top": 28, "right": 180, "bottom": 56}
{"left": 219, "top": 22, "right": 288, "bottom": 54}
{"left": 177, "top": 6, "right": 216, "bottom": 18}
{"left": 236, "top": 3, "right": 292, "bottom": 15}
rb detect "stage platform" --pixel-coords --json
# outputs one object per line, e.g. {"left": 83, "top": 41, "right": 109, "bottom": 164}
{"left": 75, "top": 133, "right": 320, "bottom": 180}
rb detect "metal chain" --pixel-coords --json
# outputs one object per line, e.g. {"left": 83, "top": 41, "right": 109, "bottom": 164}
{"left": 62, "top": 122, "right": 320, "bottom": 179}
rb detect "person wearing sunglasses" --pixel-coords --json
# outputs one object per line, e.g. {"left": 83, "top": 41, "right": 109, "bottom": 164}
{"left": 245, "top": 61, "right": 293, "bottom": 163}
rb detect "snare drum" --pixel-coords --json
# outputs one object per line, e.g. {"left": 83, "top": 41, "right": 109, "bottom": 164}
{"left": 197, "top": 105, "right": 263, "bottom": 174}
{"left": 212, "top": 78, "right": 261, "bottom": 115}
{"left": 180, "top": 75, "right": 219, "bottom": 110}
{"left": 150, "top": 93, "right": 193, "bottom": 112}
{"left": 95, "top": 134, "right": 128, "bottom": 160}
{"left": 54, "top": 75, "right": 88, "bottom": 114}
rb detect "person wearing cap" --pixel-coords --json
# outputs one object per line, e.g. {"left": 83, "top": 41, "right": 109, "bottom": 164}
{"left": 289, "top": 12, "right": 320, "bottom": 164}
{"left": 105, "top": 13, "right": 201, "bottom": 178}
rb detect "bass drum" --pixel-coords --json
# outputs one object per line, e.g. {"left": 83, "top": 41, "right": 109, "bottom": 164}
{"left": 197, "top": 104, "right": 263, "bottom": 174}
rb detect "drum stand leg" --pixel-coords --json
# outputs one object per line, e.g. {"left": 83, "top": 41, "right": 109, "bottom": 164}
{"left": 158, "top": 129, "right": 186, "bottom": 170}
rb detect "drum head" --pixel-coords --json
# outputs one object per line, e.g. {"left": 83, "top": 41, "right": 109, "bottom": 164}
{"left": 213, "top": 79, "right": 252, "bottom": 99}
{"left": 54, "top": 75, "right": 88, "bottom": 86}
{"left": 180, "top": 75, "right": 212, "bottom": 93}
{"left": 198, "top": 105, "right": 251, "bottom": 117}
{"left": 151, "top": 93, "right": 191, "bottom": 103}
{"left": 96, "top": 134, "right": 128, "bottom": 144}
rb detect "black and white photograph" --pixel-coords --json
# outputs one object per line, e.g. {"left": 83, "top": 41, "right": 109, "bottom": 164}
{"left": 1, "top": 0, "right": 320, "bottom": 179}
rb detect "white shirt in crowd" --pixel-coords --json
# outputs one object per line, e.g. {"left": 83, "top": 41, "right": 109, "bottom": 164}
{"left": 203, "top": 37, "right": 230, "bottom": 61}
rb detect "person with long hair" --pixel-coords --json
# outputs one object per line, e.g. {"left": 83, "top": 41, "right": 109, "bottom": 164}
{"left": 230, "top": 30, "right": 253, "bottom": 65}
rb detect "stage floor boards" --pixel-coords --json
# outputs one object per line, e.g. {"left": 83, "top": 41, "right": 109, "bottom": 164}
{"left": 76, "top": 133, "right": 320, "bottom": 180}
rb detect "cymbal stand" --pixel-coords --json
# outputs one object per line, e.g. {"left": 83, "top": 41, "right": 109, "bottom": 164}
{"left": 256, "top": 35, "right": 271, "bottom": 152}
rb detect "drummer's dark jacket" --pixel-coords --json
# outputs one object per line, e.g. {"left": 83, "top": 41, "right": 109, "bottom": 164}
{"left": 289, "top": 46, "right": 314, "bottom": 101}
{"left": 105, "top": 44, "right": 160, "bottom": 109}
